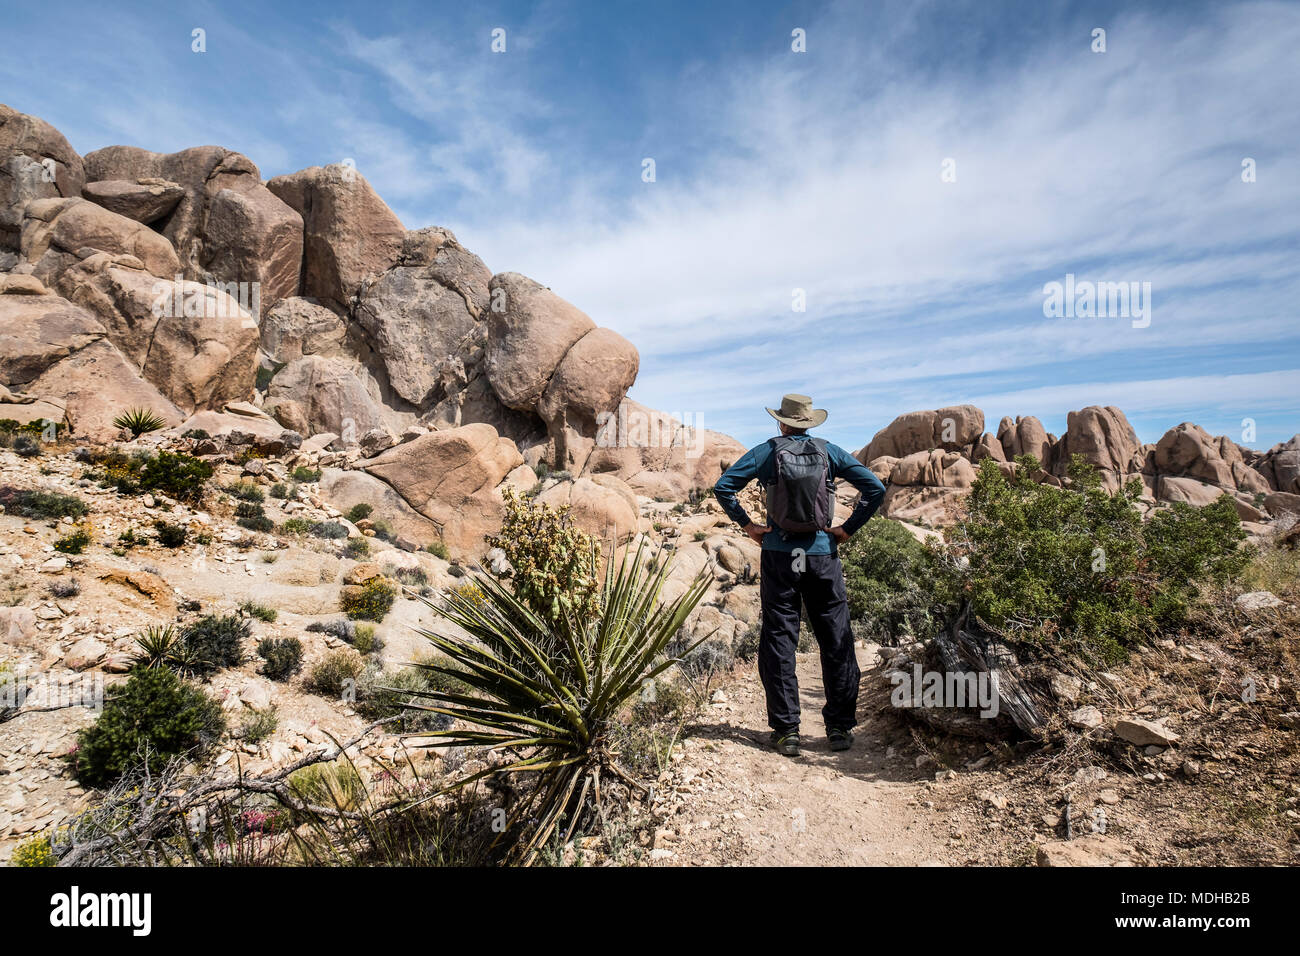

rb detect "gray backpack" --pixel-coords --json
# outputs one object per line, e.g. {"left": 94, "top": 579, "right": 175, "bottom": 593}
{"left": 766, "top": 436, "right": 833, "bottom": 533}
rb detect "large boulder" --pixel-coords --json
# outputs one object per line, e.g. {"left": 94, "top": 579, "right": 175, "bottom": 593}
{"left": 536, "top": 474, "right": 643, "bottom": 543}
{"left": 81, "top": 178, "right": 185, "bottom": 224}
{"left": 996, "top": 415, "right": 1054, "bottom": 464}
{"left": 354, "top": 227, "right": 491, "bottom": 407}
{"left": 1154, "top": 423, "right": 1235, "bottom": 488}
{"left": 0, "top": 285, "right": 105, "bottom": 385}
{"left": 363, "top": 423, "right": 524, "bottom": 557}
{"left": 889, "top": 448, "right": 977, "bottom": 488}
{"left": 19, "top": 197, "right": 180, "bottom": 281}
{"left": 266, "top": 164, "right": 404, "bottom": 310}
{"left": 0, "top": 104, "right": 86, "bottom": 250}
{"left": 485, "top": 272, "right": 596, "bottom": 411}
{"left": 1253, "top": 435, "right": 1300, "bottom": 495}
{"left": 264, "top": 355, "right": 390, "bottom": 440}
{"left": 537, "top": 326, "right": 640, "bottom": 471}
{"left": 860, "top": 405, "right": 984, "bottom": 463}
{"left": 54, "top": 252, "right": 258, "bottom": 412}
{"left": 29, "top": 337, "right": 184, "bottom": 442}
{"left": 879, "top": 485, "right": 970, "bottom": 526}
{"left": 84, "top": 144, "right": 302, "bottom": 312}
{"left": 1049, "top": 405, "right": 1142, "bottom": 481}
{"left": 258, "top": 296, "right": 348, "bottom": 363}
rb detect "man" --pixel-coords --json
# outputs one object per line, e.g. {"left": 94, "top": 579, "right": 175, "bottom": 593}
{"left": 714, "top": 394, "right": 886, "bottom": 757}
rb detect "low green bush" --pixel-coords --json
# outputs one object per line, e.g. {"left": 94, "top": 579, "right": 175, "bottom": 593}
{"left": 307, "top": 648, "right": 364, "bottom": 697}
{"left": 0, "top": 486, "right": 87, "bottom": 519}
{"left": 54, "top": 526, "right": 92, "bottom": 554}
{"left": 840, "top": 518, "right": 956, "bottom": 644}
{"left": 71, "top": 667, "right": 225, "bottom": 787}
{"left": 180, "top": 614, "right": 249, "bottom": 677}
{"left": 154, "top": 520, "right": 188, "bottom": 548}
{"left": 346, "top": 503, "right": 374, "bottom": 523}
{"left": 257, "top": 637, "right": 303, "bottom": 681}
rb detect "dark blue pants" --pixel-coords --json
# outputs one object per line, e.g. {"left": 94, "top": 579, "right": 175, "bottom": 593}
{"left": 759, "top": 549, "right": 859, "bottom": 734}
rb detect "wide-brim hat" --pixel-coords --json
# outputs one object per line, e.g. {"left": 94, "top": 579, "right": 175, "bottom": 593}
{"left": 766, "top": 393, "right": 828, "bottom": 429}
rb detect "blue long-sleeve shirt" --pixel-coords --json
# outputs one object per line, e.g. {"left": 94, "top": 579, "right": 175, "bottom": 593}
{"left": 713, "top": 434, "right": 887, "bottom": 554}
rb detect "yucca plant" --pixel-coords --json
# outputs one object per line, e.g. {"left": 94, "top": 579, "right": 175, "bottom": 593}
{"left": 130, "top": 625, "right": 199, "bottom": 674}
{"left": 406, "top": 539, "right": 711, "bottom": 864}
{"left": 112, "top": 407, "right": 168, "bottom": 438}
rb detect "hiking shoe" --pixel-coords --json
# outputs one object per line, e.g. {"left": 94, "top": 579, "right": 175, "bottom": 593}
{"left": 828, "top": 728, "right": 854, "bottom": 752}
{"left": 770, "top": 730, "right": 801, "bottom": 757}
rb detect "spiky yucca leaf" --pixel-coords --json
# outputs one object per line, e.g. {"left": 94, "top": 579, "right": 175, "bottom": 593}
{"left": 130, "top": 625, "right": 200, "bottom": 674}
{"left": 112, "top": 407, "right": 168, "bottom": 438}
{"left": 406, "top": 539, "right": 711, "bottom": 863}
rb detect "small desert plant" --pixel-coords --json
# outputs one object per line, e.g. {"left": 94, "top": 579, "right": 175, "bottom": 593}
{"left": 287, "top": 760, "right": 365, "bottom": 811}
{"left": 71, "top": 667, "right": 225, "bottom": 787}
{"left": 292, "top": 466, "right": 322, "bottom": 483}
{"left": 307, "top": 648, "right": 365, "bottom": 698}
{"left": 340, "top": 577, "right": 397, "bottom": 622}
{"left": 343, "top": 537, "right": 371, "bottom": 559}
{"left": 279, "top": 517, "right": 314, "bottom": 535}
{"left": 310, "top": 520, "right": 348, "bottom": 540}
{"left": 112, "top": 407, "right": 167, "bottom": 438}
{"left": 54, "top": 525, "right": 92, "bottom": 554}
{"left": 226, "top": 481, "right": 265, "bottom": 502}
{"left": 270, "top": 482, "right": 293, "bottom": 499}
{"left": 352, "top": 623, "right": 383, "bottom": 655}
{"left": 236, "top": 707, "right": 279, "bottom": 744}
{"left": 257, "top": 637, "right": 304, "bottom": 681}
{"left": 154, "top": 520, "right": 188, "bottom": 549}
{"left": 240, "top": 601, "right": 278, "bottom": 623}
{"left": 305, "top": 619, "right": 356, "bottom": 641}
{"left": 346, "top": 503, "right": 374, "bottom": 523}
{"left": 425, "top": 540, "right": 449, "bottom": 560}
{"left": 12, "top": 434, "right": 41, "bottom": 457}
{"left": 11, "top": 834, "right": 56, "bottom": 867}
{"left": 99, "top": 451, "right": 212, "bottom": 503}
{"left": 48, "top": 578, "right": 81, "bottom": 599}
{"left": 180, "top": 614, "right": 249, "bottom": 677}
{"left": 236, "top": 502, "right": 274, "bottom": 533}
{"left": 181, "top": 428, "right": 210, "bottom": 440}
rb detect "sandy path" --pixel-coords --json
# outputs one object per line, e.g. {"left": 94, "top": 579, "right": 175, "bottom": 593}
{"left": 659, "top": 646, "right": 954, "bottom": 866}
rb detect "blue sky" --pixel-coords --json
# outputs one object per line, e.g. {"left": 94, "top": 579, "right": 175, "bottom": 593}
{"left": 3, "top": 0, "right": 1297, "bottom": 452}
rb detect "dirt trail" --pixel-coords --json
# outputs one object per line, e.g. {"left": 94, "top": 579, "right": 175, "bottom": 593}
{"left": 660, "top": 646, "right": 955, "bottom": 866}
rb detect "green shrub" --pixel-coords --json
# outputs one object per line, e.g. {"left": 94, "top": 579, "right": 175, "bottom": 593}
{"left": 99, "top": 451, "right": 212, "bottom": 503}
{"left": 351, "top": 623, "right": 383, "bottom": 655}
{"left": 310, "top": 520, "right": 348, "bottom": 540}
{"left": 0, "top": 486, "right": 87, "bottom": 519}
{"left": 307, "top": 648, "right": 364, "bottom": 697}
{"left": 346, "top": 503, "right": 374, "bottom": 523}
{"left": 257, "top": 637, "right": 303, "bottom": 681}
{"left": 236, "top": 501, "right": 274, "bottom": 532}
{"left": 841, "top": 519, "right": 956, "bottom": 643}
{"left": 226, "top": 481, "right": 265, "bottom": 502}
{"left": 357, "top": 661, "right": 466, "bottom": 732}
{"left": 369, "top": 519, "right": 396, "bottom": 542}
{"left": 180, "top": 614, "right": 249, "bottom": 677}
{"left": 270, "top": 482, "right": 294, "bottom": 499}
{"left": 181, "top": 428, "right": 210, "bottom": 440}
{"left": 54, "top": 526, "right": 92, "bottom": 554}
{"left": 236, "top": 706, "right": 278, "bottom": 744}
{"left": 424, "top": 540, "right": 449, "bottom": 560}
{"left": 292, "top": 466, "right": 321, "bottom": 483}
{"left": 71, "top": 668, "right": 225, "bottom": 787}
{"left": 947, "top": 456, "right": 1249, "bottom": 663}
{"left": 279, "top": 517, "right": 313, "bottom": 535}
{"left": 340, "top": 577, "right": 397, "bottom": 622}
{"left": 154, "top": 520, "right": 188, "bottom": 549}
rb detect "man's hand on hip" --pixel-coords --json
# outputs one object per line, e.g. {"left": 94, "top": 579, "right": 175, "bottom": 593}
{"left": 743, "top": 522, "right": 770, "bottom": 544}
{"left": 828, "top": 525, "right": 850, "bottom": 543}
